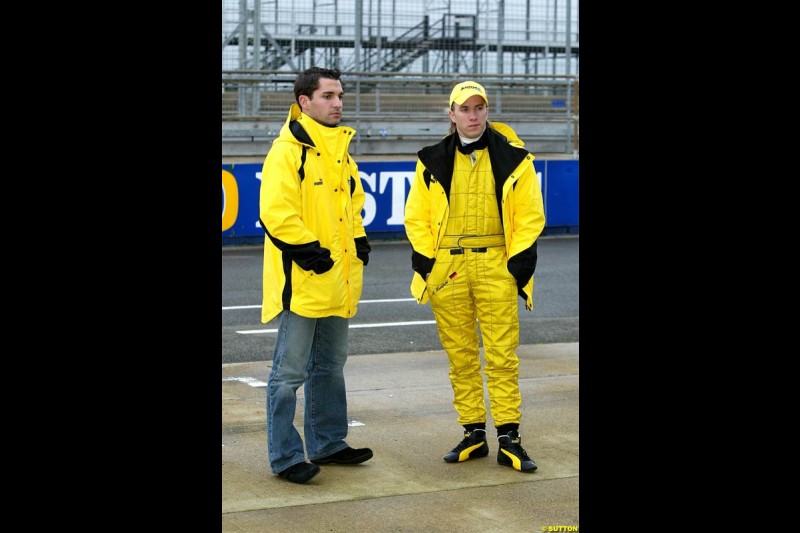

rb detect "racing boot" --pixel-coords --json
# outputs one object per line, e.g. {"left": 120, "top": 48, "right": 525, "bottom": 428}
{"left": 443, "top": 428, "right": 489, "bottom": 463}
{"left": 497, "top": 430, "right": 537, "bottom": 472}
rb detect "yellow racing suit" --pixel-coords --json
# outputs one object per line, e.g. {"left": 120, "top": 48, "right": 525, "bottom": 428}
{"left": 404, "top": 122, "right": 545, "bottom": 426}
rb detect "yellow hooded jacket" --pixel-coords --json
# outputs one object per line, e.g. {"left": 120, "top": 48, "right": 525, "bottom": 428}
{"left": 404, "top": 122, "right": 545, "bottom": 310}
{"left": 259, "top": 103, "right": 370, "bottom": 323}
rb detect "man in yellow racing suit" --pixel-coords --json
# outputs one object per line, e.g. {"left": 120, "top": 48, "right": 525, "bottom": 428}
{"left": 404, "top": 80, "right": 546, "bottom": 472}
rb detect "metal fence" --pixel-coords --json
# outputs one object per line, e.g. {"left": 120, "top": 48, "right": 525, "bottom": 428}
{"left": 222, "top": 0, "right": 579, "bottom": 156}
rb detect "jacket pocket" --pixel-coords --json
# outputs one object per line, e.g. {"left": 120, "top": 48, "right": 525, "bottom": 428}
{"left": 410, "top": 272, "right": 428, "bottom": 304}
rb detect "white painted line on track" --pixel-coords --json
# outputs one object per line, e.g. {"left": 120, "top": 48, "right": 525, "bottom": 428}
{"left": 236, "top": 320, "right": 437, "bottom": 335}
{"left": 223, "top": 298, "right": 415, "bottom": 311}
{"left": 222, "top": 376, "right": 267, "bottom": 387}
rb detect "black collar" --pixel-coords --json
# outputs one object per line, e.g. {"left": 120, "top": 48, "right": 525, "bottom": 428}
{"left": 456, "top": 130, "right": 488, "bottom": 154}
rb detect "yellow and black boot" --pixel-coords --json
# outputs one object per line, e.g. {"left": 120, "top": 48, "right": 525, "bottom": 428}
{"left": 443, "top": 428, "right": 489, "bottom": 463}
{"left": 497, "top": 430, "right": 537, "bottom": 472}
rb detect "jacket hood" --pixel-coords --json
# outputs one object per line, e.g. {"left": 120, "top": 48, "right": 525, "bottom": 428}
{"left": 489, "top": 121, "right": 524, "bottom": 148}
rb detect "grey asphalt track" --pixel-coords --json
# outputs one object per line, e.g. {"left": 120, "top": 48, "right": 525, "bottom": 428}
{"left": 222, "top": 342, "right": 578, "bottom": 532}
{"left": 222, "top": 236, "right": 578, "bottom": 531}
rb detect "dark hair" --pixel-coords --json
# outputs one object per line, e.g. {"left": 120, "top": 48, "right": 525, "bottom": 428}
{"left": 294, "top": 67, "right": 342, "bottom": 104}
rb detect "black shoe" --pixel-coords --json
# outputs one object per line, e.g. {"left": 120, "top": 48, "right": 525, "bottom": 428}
{"left": 311, "top": 446, "right": 373, "bottom": 465}
{"left": 443, "top": 428, "right": 489, "bottom": 463}
{"left": 497, "top": 430, "right": 537, "bottom": 472}
{"left": 278, "top": 462, "right": 320, "bottom": 484}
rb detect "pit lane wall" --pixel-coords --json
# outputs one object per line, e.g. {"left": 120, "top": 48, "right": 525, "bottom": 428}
{"left": 222, "top": 158, "right": 578, "bottom": 245}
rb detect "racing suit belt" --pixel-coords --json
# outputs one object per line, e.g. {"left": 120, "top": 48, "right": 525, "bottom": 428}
{"left": 439, "top": 234, "right": 506, "bottom": 251}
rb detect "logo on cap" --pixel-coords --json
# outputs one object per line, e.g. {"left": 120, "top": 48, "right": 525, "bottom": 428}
{"left": 450, "top": 81, "right": 489, "bottom": 106}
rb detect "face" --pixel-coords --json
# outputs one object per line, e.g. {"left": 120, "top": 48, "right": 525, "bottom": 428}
{"left": 449, "top": 95, "right": 488, "bottom": 137}
{"left": 299, "top": 77, "right": 344, "bottom": 126}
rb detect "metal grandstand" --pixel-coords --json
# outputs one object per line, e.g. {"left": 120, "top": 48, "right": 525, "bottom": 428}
{"left": 222, "top": 0, "right": 579, "bottom": 156}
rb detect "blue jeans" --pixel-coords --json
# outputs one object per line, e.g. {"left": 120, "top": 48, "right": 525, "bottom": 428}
{"left": 266, "top": 310, "right": 351, "bottom": 474}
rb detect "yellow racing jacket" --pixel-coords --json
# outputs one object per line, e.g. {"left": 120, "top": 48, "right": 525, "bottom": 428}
{"left": 404, "top": 122, "right": 545, "bottom": 310}
{"left": 259, "top": 103, "right": 370, "bottom": 323}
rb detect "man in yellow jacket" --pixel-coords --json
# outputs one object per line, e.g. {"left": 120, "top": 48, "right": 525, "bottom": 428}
{"left": 404, "top": 80, "right": 545, "bottom": 473}
{"left": 259, "top": 67, "right": 373, "bottom": 484}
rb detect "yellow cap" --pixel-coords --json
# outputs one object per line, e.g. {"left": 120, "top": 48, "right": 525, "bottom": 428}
{"left": 449, "top": 81, "right": 488, "bottom": 107}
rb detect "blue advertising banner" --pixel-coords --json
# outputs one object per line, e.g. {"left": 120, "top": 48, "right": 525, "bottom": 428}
{"left": 222, "top": 158, "right": 578, "bottom": 245}
{"left": 538, "top": 159, "right": 579, "bottom": 228}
